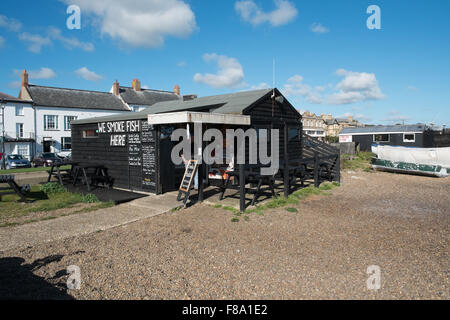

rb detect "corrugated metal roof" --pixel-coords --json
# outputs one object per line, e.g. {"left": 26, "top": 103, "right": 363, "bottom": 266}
{"left": 72, "top": 88, "right": 273, "bottom": 125}
{"left": 340, "top": 124, "right": 427, "bottom": 135}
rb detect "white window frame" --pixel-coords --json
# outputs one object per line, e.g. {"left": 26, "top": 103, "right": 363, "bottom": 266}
{"left": 44, "top": 115, "right": 59, "bottom": 131}
{"left": 61, "top": 137, "right": 72, "bottom": 150}
{"left": 16, "top": 123, "right": 24, "bottom": 138}
{"left": 64, "top": 116, "right": 77, "bottom": 131}
{"left": 15, "top": 105, "right": 24, "bottom": 116}
{"left": 403, "top": 133, "right": 416, "bottom": 143}
{"left": 17, "top": 144, "right": 29, "bottom": 157}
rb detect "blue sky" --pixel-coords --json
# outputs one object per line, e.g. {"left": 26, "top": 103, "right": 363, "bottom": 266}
{"left": 0, "top": 0, "right": 449, "bottom": 125}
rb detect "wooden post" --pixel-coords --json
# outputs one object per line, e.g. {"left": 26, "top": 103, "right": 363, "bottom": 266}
{"left": 336, "top": 154, "right": 341, "bottom": 183}
{"left": 198, "top": 163, "right": 204, "bottom": 202}
{"left": 314, "top": 152, "right": 319, "bottom": 188}
{"left": 283, "top": 123, "right": 289, "bottom": 198}
{"left": 239, "top": 163, "right": 245, "bottom": 212}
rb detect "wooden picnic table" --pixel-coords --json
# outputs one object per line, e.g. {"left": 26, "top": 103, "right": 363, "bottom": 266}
{"left": 219, "top": 165, "right": 277, "bottom": 206}
{"left": 72, "top": 164, "right": 112, "bottom": 192}
{"left": 48, "top": 161, "right": 79, "bottom": 185}
{"left": 0, "top": 175, "right": 27, "bottom": 202}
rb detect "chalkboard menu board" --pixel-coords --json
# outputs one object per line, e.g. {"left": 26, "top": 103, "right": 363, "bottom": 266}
{"left": 142, "top": 121, "right": 155, "bottom": 143}
{"left": 180, "top": 160, "right": 199, "bottom": 192}
{"left": 141, "top": 121, "right": 158, "bottom": 191}
{"left": 128, "top": 133, "right": 142, "bottom": 167}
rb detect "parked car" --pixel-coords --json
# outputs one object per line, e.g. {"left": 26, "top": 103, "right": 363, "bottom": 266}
{"left": 57, "top": 152, "right": 72, "bottom": 161}
{"left": 5, "top": 154, "right": 31, "bottom": 170}
{"left": 32, "top": 153, "right": 62, "bottom": 167}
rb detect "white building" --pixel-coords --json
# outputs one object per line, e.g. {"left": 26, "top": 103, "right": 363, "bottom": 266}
{"left": 1, "top": 70, "right": 181, "bottom": 162}
{"left": 301, "top": 111, "right": 327, "bottom": 140}
{"left": 0, "top": 92, "right": 34, "bottom": 161}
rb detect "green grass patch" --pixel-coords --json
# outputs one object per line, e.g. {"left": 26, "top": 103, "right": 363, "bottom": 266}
{"left": 213, "top": 204, "right": 222, "bottom": 209}
{"left": 0, "top": 165, "right": 71, "bottom": 174}
{"left": 285, "top": 207, "right": 299, "bottom": 213}
{"left": 341, "top": 152, "right": 375, "bottom": 171}
{"left": 0, "top": 184, "right": 114, "bottom": 227}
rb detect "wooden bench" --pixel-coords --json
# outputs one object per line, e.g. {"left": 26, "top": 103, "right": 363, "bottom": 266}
{"left": 219, "top": 166, "right": 277, "bottom": 206}
{"left": 0, "top": 175, "right": 28, "bottom": 202}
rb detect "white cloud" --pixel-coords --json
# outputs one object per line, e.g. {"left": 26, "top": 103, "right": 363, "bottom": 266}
{"left": 75, "top": 67, "right": 102, "bottom": 81}
{"left": 327, "top": 69, "right": 385, "bottom": 104}
{"left": 0, "top": 15, "right": 22, "bottom": 32}
{"left": 18, "top": 32, "right": 51, "bottom": 53}
{"left": 13, "top": 67, "right": 57, "bottom": 80}
{"left": 235, "top": 0, "right": 298, "bottom": 27}
{"left": 250, "top": 82, "right": 271, "bottom": 90}
{"left": 177, "top": 61, "right": 186, "bottom": 67}
{"left": 18, "top": 27, "right": 94, "bottom": 53}
{"left": 310, "top": 23, "right": 329, "bottom": 34}
{"left": 48, "top": 27, "right": 94, "bottom": 52}
{"left": 194, "top": 53, "right": 246, "bottom": 89}
{"left": 29, "top": 67, "right": 57, "bottom": 79}
{"left": 62, "top": 0, "right": 197, "bottom": 48}
{"left": 407, "top": 85, "right": 418, "bottom": 91}
{"left": 382, "top": 110, "right": 411, "bottom": 123}
{"left": 282, "top": 75, "right": 323, "bottom": 104}
{"left": 9, "top": 81, "right": 21, "bottom": 89}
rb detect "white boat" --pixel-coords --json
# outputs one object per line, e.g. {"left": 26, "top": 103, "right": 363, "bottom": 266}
{"left": 371, "top": 144, "right": 450, "bottom": 177}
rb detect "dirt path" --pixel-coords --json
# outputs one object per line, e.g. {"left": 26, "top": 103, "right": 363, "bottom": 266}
{"left": 0, "top": 171, "right": 449, "bottom": 299}
{"left": 0, "top": 192, "right": 180, "bottom": 252}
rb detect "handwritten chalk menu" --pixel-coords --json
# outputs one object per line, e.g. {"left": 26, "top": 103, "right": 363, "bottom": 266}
{"left": 179, "top": 160, "right": 199, "bottom": 192}
{"left": 128, "top": 133, "right": 142, "bottom": 166}
{"left": 141, "top": 121, "right": 155, "bottom": 143}
{"left": 141, "top": 121, "right": 157, "bottom": 190}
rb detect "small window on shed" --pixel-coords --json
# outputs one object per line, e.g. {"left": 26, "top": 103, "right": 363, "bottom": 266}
{"left": 403, "top": 133, "right": 415, "bottom": 143}
{"left": 374, "top": 134, "right": 390, "bottom": 142}
{"left": 289, "top": 128, "right": 300, "bottom": 141}
{"left": 82, "top": 129, "right": 98, "bottom": 138}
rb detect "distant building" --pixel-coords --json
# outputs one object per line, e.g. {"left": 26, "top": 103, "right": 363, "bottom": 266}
{"left": 339, "top": 124, "right": 439, "bottom": 151}
{"left": 324, "top": 114, "right": 362, "bottom": 137}
{"left": 301, "top": 111, "right": 327, "bottom": 140}
{"left": 1, "top": 70, "right": 182, "bottom": 160}
{"left": 0, "top": 92, "right": 34, "bottom": 161}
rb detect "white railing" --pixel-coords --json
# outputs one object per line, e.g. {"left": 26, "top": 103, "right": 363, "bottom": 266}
{"left": 3, "top": 131, "right": 35, "bottom": 139}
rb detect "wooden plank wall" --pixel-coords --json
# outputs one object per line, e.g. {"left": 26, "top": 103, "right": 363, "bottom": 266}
{"left": 302, "top": 134, "right": 340, "bottom": 182}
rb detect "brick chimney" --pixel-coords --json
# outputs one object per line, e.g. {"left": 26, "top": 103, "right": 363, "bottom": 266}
{"left": 321, "top": 114, "right": 326, "bottom": 119}
{"left": 348, "top": 115, "right": 354, "bottom": 122}
{"left": 21, "top": 70, "right": 29, "bottom": 88}
{"left": 132, "top": 78, "right": 141, "bottom": 91}
{"left": 328, "top": 114, "right": 332, "bottom": 120}
{"left": 173, "top": 84, "right": 180, "bottom": 96}
{"left": 18, "top": 70, "right": 29, "bottom": 100}
{"left": 112, "top": 80, "right": 120, "bottom": 96}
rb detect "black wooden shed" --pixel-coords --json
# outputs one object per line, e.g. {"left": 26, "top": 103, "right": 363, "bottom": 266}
{"left": 71, "top": 88, "right": 340, "bottom": 210}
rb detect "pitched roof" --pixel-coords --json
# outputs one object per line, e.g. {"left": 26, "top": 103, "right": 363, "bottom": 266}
{"left": 0, "top": 91, "right": 31, "bottom": 103}
{"left": 0, "top": 92, "right": 19, "bottom": 101}
{"left": 148, "top": 88, "right": 273, "bottom": 114}
{"left": 72, "top": 88, "right": 275, "bottom": 124}
{"left": 340, "top": 124, "right": 427, "bottom": 135}
{"left": 27, "top": 85, "right": 129, "bottom": 111}
{"left": 118, "top": 86, "right": 180, "bottom": 106}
